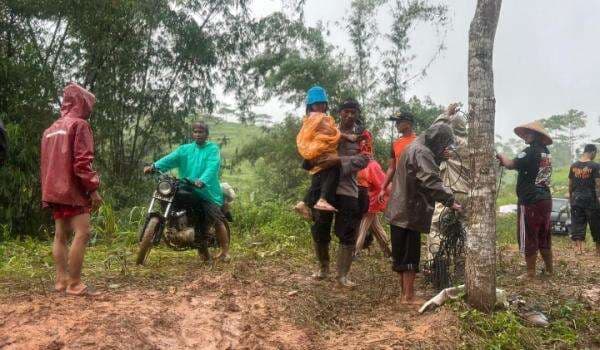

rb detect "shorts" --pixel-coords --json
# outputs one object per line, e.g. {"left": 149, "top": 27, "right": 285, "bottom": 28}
{"left": 517, "top": 200, "right": 552, "bottom": 256}
{"left": 570, "top": 206, "right": 600, "bottom": 242}
{"left": 390, "top": 225, "right": 421, "bottom": 272}
{"left": 50, "top": 203, "right": 91, "bottom": 220}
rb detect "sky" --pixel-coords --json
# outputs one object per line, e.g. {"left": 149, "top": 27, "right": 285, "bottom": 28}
{"left": 247, "top": 0, "right": 600, "bottom": 141}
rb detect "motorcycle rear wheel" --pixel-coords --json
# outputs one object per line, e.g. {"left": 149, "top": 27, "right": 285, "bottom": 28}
{"left": 136, "top": 217, "right": 160, "bottom": 265}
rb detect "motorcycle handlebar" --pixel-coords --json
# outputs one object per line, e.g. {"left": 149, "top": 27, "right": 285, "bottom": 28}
{"left": 143, "top": 165, "right": 201, "bottom": 189}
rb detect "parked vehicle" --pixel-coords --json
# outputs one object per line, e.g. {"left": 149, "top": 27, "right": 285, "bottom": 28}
{"left": 551, "top": 198, "right": 571, "bottom": 235}
{"left": 136, "top": 170, "right": 230, "bottom": 265}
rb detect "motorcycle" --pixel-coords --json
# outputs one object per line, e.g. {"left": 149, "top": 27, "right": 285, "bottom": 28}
{"left": 136, "top": 170, "right": 230, "bottom": 265}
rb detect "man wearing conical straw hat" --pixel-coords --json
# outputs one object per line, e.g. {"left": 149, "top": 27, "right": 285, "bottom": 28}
{"left": 497, "top": 120, "right": 554, "bottom": 280}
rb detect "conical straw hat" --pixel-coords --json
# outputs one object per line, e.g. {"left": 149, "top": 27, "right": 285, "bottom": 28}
{"left": 514, "top": 120, "right": 553, "bottom": 146}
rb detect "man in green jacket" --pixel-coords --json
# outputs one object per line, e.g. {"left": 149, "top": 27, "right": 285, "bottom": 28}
{"left": 144, "top": 121, "right": 229, "bottom": 261}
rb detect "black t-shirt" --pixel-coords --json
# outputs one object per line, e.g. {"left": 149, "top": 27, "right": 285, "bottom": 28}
{"left": 569, "top": 161, "right": 600, "bottom": 208}
{"left": 513, "top": 143, "right": 552, "bottom": 205}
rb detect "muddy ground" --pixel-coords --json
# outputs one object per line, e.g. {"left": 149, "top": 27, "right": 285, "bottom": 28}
{"left": 1, "top": 239, "right": 598, "bottom": 349}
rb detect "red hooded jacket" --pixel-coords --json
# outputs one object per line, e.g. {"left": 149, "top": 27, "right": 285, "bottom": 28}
{"left": 41, "top": 83, "right": 99, "bottom": 208}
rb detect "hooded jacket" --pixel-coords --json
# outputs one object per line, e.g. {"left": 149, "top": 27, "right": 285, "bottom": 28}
{"left": 385, "top": 123, "right": 455, "bottom": 233}
{"left": 41, "top": 83, "right": 99, "bottom": 208}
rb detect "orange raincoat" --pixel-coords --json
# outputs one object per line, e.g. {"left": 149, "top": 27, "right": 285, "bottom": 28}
{"left": 296, "top": 112, "right": 340, "bottom": 161}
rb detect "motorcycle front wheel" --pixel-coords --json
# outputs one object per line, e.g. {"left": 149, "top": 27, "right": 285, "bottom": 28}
{"left": 136, "top": 217, "right": 160, "bottom": 265}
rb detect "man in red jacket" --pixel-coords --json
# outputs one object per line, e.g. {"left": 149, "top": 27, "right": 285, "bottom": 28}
{"left": 41, "top": 83, "right": 103, "bottom": 296}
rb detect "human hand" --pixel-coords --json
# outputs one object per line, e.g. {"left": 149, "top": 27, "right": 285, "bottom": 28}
{"left": 194, "top": 180, "right": 205, "bottom": 188}
{"left": 143, "top": 165, "right": 154, "bottom": 174}
{"left": 451, "top": 202, "right": 463, "bottom": 213}
{"left": 90, "top": 190, "right": 103, "bottom": 211}
{"left": 377, "top": 190, "right": 386, "bottom": 204}
{"left": 342, "top": 133, "right": 359, "bottom": 142}
{"left": 447, "top": 103, "right": 460, "bottom": 115}
{"left": 496, "top": 154, "right": 507, "bottom": 167}
{"left": 315, "top": 154, "right": 341, "bottom": 169}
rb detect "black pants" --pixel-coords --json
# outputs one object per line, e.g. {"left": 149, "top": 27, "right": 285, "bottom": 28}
{"left": 311, "top": 195, "right": 360, "bottom": 246}
{"left": 175, "top": 190, "right": 224, "bottom": 243}
{"left": 571, "top": 205, "right": 600, "bottom": 242}
{"left": 304, "top": 166, "right": 340, "bottom": 207}
{"left": 390, "top": 225, "right": 421, "bottom": 272}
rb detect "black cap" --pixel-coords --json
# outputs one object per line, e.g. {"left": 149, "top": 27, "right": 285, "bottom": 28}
{"left": 339, "top": 98, "right": 361, "bottom": 112}
{"left": 388, "top": 111, "right": 414, "bottom": 123}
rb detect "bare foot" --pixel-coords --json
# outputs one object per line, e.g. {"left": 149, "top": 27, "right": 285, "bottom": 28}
{"left": 293, "top": 201, "right": 312, "bottom": 220}
{"left": 54, "top": 281, "right": 67, "bottom": 293}
{"left": 403, "top": 296, "right": 426, "bottom": 306}
{"left": 214, "top": 251, "right": 231, "bottom": 262}
{"left": 66, "top": 283, "right": 101, "bottom": 297}
{"left": 313, "top": 199, "right": 337, "bottom": 212}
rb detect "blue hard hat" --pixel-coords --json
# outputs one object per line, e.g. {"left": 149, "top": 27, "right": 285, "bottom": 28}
{"left": 306, "top": 86, "right": 328, "bottom": 106}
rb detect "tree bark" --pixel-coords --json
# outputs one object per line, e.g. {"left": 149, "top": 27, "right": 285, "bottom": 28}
{"left": 466, "top": 0, "right": 502, "bottom": 312}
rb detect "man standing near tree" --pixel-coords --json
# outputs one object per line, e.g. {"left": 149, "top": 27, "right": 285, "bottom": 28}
{"left": 386, "top": 123, "right": 462, "bottom": 304}
{"left": 427, "top": 103, "right": 470, "bottom": 260}
{"left": 497, "top": 121, "right": 554, "bottom": 279}
{"left": 41, "top": 83, "right": 103, "bottom": 296}
{"left": 568, "top": 144, "right": 600, "bottom": 256}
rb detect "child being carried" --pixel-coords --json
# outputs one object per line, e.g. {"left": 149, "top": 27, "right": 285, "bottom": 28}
{"left": 296, "top": 86, "right": 360, "bottom": 213}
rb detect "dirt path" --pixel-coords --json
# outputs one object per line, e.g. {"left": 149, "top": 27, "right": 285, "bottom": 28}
{"left": 2, "top": 239, "right": 597, "bottom": 349}
{"left": 0, "top": 261, "right": 460, "bottom": 350}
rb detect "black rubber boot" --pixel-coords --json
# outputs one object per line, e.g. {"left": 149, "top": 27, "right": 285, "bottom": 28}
{"left": 312, "top": 242, "right": 330, "bottom": 279}
{"left": 336, "top": 244, "right": 356, "bottom": 288}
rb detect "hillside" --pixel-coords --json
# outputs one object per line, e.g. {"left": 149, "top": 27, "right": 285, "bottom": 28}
{"left": 208, "top": 121, "right": 265, "bottom": 194}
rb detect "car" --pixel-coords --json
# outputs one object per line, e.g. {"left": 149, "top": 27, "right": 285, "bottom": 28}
{"left": 551, "top": 198, "right": 571, "bottom": 235}
{"left": 498, "top": 204, "right": 518, "bottom": 215}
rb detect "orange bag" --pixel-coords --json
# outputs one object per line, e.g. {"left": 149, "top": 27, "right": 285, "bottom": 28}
{"left": 296, "top": 112, "right": 340, "bottom": 160}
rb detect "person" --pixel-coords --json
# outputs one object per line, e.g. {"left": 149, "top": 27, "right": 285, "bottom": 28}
{"left": 41, "top": 82, "right": 103, "bottom": 296}
{"left": 385, "top": 123, "right": 462, "bottom": 304}
{"left": 355, "top": 130, "right": 392, "bottom": 259}
{"left": 306, "top": 98, "right": 369, "bottom": 287}
{"left": 296, "top": 86, "right": 361, "bottom": 212}
{"left": 0, "top": 117, "right": 7, "bottom": 167}
{"left": 378, "top": 111, "right": 417, "bottom": 203}
{"left": 143, "top": 121, "right": 230, "bottom": 261}
{"left": 427, "top": 103, "right": 470, "bottom": 260}
{"left": 497, "top": 120, "right": 554, "bottom": 279}
{"left": 568, "top": 144, "right": 600, "bottom": 256}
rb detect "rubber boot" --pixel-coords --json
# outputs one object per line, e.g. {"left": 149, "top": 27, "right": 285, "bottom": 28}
{"left": 596, "top": 243, "right": 600, "bottom": 257}
{"left": 336, "top": 244, "right": 356, "bottom": 288}
{"left": 311, "top": 242, "right": 330, "bottom": 280}
{"left": 540, "top": 249, "right": 553, "bottom": 275}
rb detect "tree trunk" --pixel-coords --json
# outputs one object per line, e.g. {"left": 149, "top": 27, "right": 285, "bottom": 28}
{"left": 466, "top": 0, "right": 502, "bottom": 312}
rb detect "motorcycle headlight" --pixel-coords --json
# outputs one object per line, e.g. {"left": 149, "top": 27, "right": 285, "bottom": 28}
{"left": 157, "top": 181, "right": 173, "bottom": 196}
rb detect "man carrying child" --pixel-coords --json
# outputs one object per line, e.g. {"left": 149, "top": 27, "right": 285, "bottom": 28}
{"left": 297, "top": 87, "right": 369, "bottom": 287}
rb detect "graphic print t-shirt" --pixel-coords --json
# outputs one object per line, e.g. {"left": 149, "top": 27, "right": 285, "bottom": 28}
{"left": 513, "top": 143, "right": 552, "bottom": 205}
{"left": 569, "top": 161, "right": 600, "bottom": 208}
